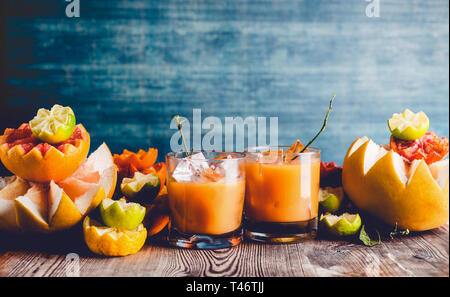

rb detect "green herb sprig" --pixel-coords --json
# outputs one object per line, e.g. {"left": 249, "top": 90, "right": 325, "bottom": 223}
{"left": 389, "top": 223, "right": 410, "bottom": 239}
{"left": 301, "top": 93, "right": 336, "bottom": 153}
{"left": 173, "top": 115, "right": 192, "bottom": 157}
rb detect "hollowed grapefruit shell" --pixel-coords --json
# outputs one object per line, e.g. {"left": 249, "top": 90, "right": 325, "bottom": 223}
{"left": 0, "top": 124, "right": 90, "bottom": 182}
{"left": 0, "top": 143, "right": 117, "bottom": 233}
{"left": 343, "top": 137, "right": 449, "bottom": 231}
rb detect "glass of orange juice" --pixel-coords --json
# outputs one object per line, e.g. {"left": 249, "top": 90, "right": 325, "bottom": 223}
{"left": 166, "top": 151, "right": 246, "bottom": 249}
{"left": 244, "top": 146, "right": 320, "bottom": 243}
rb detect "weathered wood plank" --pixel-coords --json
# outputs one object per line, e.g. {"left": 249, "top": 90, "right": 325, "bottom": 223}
{"left": 1, "top": 226, "right": 447, "bottom": 277}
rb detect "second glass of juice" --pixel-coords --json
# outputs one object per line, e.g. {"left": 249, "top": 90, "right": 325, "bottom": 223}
{"left": 244, "top": 146, "right": 320, "bottom": 243}
{"left": 166, "top": 151, "right": 246, "bottom": 249}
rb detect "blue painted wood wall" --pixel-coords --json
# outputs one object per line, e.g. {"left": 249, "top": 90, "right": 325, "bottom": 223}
{"left": 1, "top": 0, "right": 449, "bottom": 171}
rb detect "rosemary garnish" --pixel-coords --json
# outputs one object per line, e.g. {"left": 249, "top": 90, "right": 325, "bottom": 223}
{"left": 301, "top": 93, "right": 336, "bottom": 153}
{"left": 173, "top": 115, "right": 191, "bottom": 157}
{"left": 389, "top": 223, "right": 410, "bottom": 239}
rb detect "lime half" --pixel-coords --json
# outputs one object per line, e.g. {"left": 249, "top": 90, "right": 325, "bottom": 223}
{"left": 320, "top": 213, "right": 362, "bottom": 236}
{"left": 388, "top": 109, "right": 429, "bottom": 141}
{"left": 319, "top": 187, "right": 344, "bottom": 213}
{"left": 29, "top": 104, "right": 76, "bottom": 144}
{"left": 99, "top": 198, "right": 146, "bottom": 230}
{"left": 121, "top": 172, "right": 160, "bottom": 204}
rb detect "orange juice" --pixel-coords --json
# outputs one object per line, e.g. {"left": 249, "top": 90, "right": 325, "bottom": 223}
{"left": 245, "top": 160, "right": 320, "bottom": 223}
{"left": 168, "top": 180, "right": 245, "bottom": 235}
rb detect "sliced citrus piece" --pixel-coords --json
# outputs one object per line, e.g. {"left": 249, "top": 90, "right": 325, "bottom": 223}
{"left": 78, "top": 143, "right": 117, "bottom": 198}
{"left": 83, "top": 216, "right": 147, "bottom": 257}
{"left": 388, "top": 109, "right": 429, "bottom": 141}
{"left": 142, "top": 162, "right": 166, "bottom": 191}
{"left": 48, "top": 181, "right": 83, "bottom": 231}
{"left": 0, "top": 176, "right": 28, "bottom": 198}
{"left": 390, "top": 132, "right": 449, "bottom": 165}
{"left": 15, "top": 183, "right": 50, "bottom": 233}
{"left": 0, "top": 176, "right": 29, "bottom": 231}
{"left": 57, "top": 142, "right": 116, "bottom": 214}
{"left": 144, "top": 186, "right": 170, "bottom": 236}
{"left": 121, "top": 172, "right": 160, "bottom": 204}
{"left": 320, "top": 212, "right": 362, "bottom": 236}
{"left": 58, "top": 176, "right": 105, "bottom": 215}
{"left": 100, "top": 198, "right": 146, "bottom": 230}
{"left": 319, "top": 187, "right": 344, "bottom": 213}
{"left": 113, "top": 148, "right": 158, "bottom": 180}
{"left": 29, "top": 104, "right": 76, "bottom": 144}
{"left": 0, "top": 143, "right": 115, "bottom": 233}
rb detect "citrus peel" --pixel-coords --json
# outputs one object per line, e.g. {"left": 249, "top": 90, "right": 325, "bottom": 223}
{"left": 0, "top": 124, "right": 90, "bottom": 182}
{"left": 83, "top": 216, "right": 147, "bottom": 257}
{"left": 100, "top": 198, "right": 146, "bottom": 230}
{"left": 320, "top": 212, "right": 362, "bottom": 236}
{"left": 388, "top": 109, "right": 429, "bottom": 141}
{"left": 343, "top": 136, "right": 449, "bottom": 231}
{"left": 0, "top": 143, "right": 117, "bottom": 233}
{"left": 29, "top": 104, "right": 76, "bottom": 144}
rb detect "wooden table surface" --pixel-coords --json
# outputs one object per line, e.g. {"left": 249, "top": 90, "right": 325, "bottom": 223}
{"left": 0, "top": 224, "right": 448, "bottom": 277}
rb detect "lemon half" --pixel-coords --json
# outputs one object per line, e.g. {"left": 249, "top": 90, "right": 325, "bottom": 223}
{"left": 388, "top": 109, "right": 429, "bottom": 140}
{"left": 29, "top": 104, "right": 76, "bottom": 144}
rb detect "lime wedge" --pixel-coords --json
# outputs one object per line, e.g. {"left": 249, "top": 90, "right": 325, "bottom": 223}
{"left": 121, "top": 172, "right": 160, "bottom": 204}
{"left": 320, "top": 213, "right": 362, "bottom": 236}
{"left": 388, "top": 109, "right": 429, "bottom": 140}
{"left": 319, "top": 187, "right": 344, "bottom": 213}
{"left": 29, "top": 104, "right": 76, "bottom": 144}
{"left": 99, "top": 198, "right": 146, "bottom": 230}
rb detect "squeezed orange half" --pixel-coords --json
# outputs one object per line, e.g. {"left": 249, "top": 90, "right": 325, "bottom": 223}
{"left": 168, "top": 180, "right": 245, "bottom": 235}
{"left": 245, "top": 155, "right": 320, "bottom": 223}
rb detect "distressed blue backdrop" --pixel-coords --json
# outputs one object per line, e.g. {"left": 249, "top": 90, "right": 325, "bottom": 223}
{"left": 1, "top": 0, "right": 449, "bottom": 171}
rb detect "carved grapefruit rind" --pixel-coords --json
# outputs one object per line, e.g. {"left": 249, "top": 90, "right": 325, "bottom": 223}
{"left": 0, "top": 143, "right": 117, "bottom": 233}
{"left": 343, "top": 137, "right": 449, "bottom": 231}
{"left": 0, "top": 124, "right": 90, "bottom": 183}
